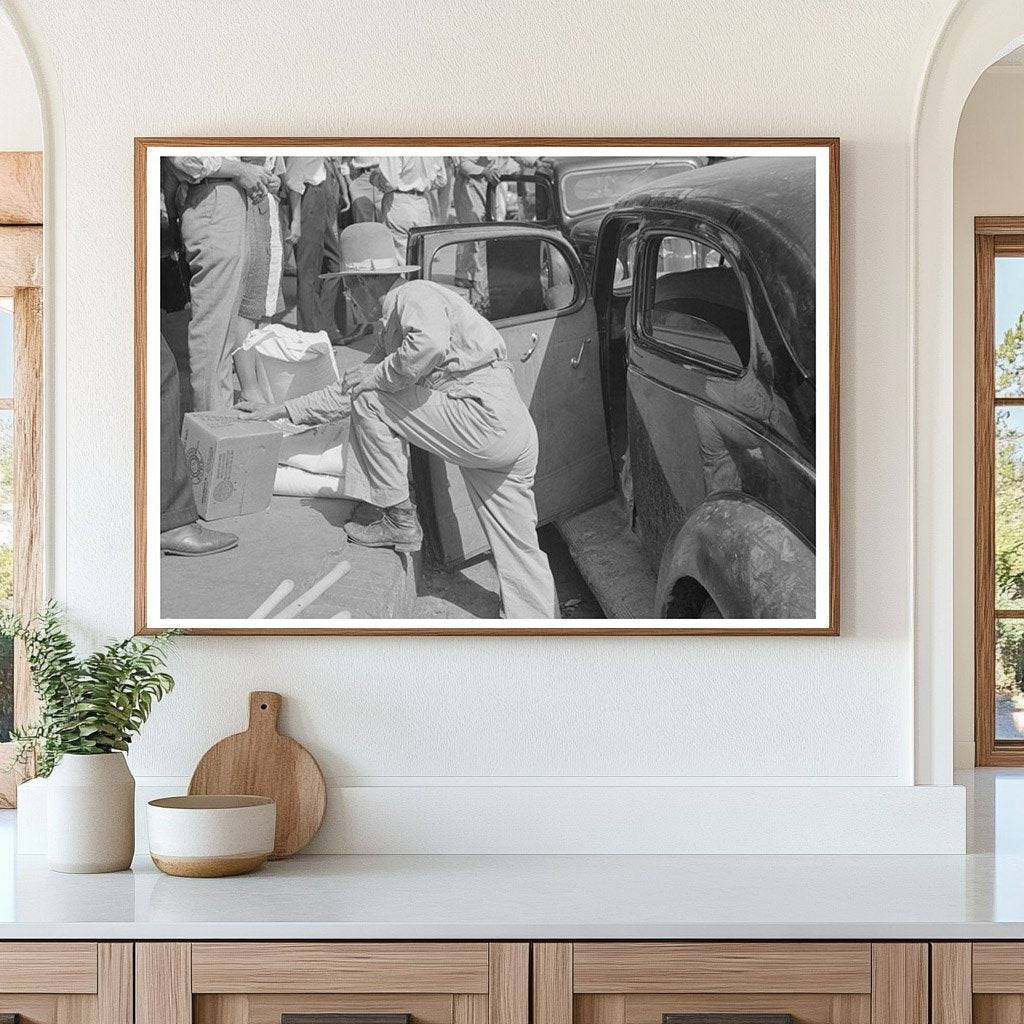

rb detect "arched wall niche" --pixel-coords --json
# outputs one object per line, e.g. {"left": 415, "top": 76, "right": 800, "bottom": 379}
{"left": 914, "top": 0, "right": 1024, "bottom": 784}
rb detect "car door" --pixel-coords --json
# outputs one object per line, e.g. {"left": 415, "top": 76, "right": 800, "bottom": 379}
{"left": 625, "top": 221, "right": 817, "bottom": 591}
{"left": 408, "top": 223, "right": 615, "bottom": 566}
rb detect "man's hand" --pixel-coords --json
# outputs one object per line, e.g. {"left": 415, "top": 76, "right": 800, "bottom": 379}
{"left": 235, "top": 400, "right": 287, "bottom": 421}
{"left": 342, "top": 364, "right": 377, "bottom": 397}
{"left": 483, "top": 165, "right": 503, "bottom": 185}
{"left": 234, "top": 163, "right": 274, "bottom": 200}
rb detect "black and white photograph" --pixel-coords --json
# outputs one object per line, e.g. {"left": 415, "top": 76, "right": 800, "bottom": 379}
{"left": 138, "top": 141, "right": 838, "bottom": 634}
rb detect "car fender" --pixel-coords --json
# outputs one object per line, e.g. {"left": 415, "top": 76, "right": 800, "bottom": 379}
{"left": 654, "top": 494, "right": 815, "bottom": 619}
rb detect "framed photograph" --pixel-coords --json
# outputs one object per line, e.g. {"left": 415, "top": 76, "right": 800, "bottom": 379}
{"left": 135, "top": 137, "right": 839, "bottom": 635}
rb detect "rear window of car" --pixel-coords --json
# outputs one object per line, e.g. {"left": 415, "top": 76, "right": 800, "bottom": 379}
{"left": 642, "top": 235, "right": 750, "bottom": 373}
{"left": 559, "top": 162, "right": 699, "bottom": 217}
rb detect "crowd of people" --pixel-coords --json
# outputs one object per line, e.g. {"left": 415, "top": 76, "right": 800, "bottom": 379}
{"left": 158, "top": 154, "right": 558, "bottom": 618}
{"left": 159, "top": 154, "right": 532, "bottom": 414}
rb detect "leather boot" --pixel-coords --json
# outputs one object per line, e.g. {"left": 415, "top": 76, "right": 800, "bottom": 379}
{"left": 348, "top": 501, "right": 379, "bottom": 526}
{"left": 344, "top": 500, "right": 423, "bottom": 552}
{"left": 161, "top": 523, "right": 239, "bottom": 557}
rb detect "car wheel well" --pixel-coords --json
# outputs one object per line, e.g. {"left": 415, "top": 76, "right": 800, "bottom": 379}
{"left": 663, "top": 576, "right": 723, "bottom": 619}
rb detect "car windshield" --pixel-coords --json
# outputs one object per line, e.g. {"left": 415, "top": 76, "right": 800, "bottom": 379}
{"left": 559, "top": 162, "right": 696, "bottom": 217}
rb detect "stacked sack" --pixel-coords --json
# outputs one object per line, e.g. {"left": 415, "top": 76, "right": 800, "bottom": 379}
{"left": 240, "top": 324, "right": 353, "bottom": 499}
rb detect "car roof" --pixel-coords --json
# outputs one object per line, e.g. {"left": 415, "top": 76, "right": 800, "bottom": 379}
{"left": 615, "top": 156, "right": 815, "bottom": 260}
{"left": 613, "top": 156, "right": 818, "bottom": 373}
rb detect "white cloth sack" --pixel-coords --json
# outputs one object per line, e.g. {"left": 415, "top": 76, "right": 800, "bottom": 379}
{"left": 276, "top": 419, "right": 349, "bottom": 477}
{"left": 273, "top": 464, "right": 354, "bottom": 500}
{"left": 241, "top": 323, "right": 340, "bottom": 404}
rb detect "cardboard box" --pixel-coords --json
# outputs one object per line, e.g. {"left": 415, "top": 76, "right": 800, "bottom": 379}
{"left": 182, "top": 413, "right": 284, "bottom": 521}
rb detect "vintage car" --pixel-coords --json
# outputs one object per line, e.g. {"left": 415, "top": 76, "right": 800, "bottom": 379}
{"left": 407, "top": 155, "right": 818, "bottom": 621}
{"left": 484, "top": 156, "right": 707, "bottom": 265}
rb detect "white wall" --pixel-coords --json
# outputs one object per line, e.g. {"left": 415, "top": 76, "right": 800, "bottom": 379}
{"left": 0, "top": 7, "right": 40, "bottom": 151}
{"left": 952, "top": 65, "right": 1024, "bottom": 768}
{"left": 0, "top": 0, "right": 972, "bottom": 852}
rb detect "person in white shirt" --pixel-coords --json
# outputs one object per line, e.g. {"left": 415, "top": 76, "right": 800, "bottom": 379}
{"left": 168, "top": 155, "right": 277, "bottom": 411}
{"left": 350, "top": 156, "right": 446, "bottom": 260}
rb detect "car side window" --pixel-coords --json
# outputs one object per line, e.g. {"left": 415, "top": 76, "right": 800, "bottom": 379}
{"left": 643, "top": 234, "right": 750, "bottom": 372}
{"left": 485, "top": 177, "right": 554, "bottom": 223}
{"left": 427, "top": 236, "right": 578, "bottom": 322}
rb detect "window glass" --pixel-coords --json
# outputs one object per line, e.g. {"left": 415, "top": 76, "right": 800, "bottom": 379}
{"left": 485, "top": 179, "right": 553, "bottom": 224}
{"left": 997, "top": 620, "right": 1024, "bottom": 740}
{"left": 0, "top": 303, "right": 13, "bottom": 399}
{"left": 997, "top": 256, "right": 1024, "bottom": 396}
{"left": 0, "top": 400, "right": 12, "bottom": 743}
{"left": 559, "top": 161, "right": 697, "bottom": 217}
{"left": 996, "top": 406, "right": 1024, "bottom": 610}
{"left": 613, "top": 226, "right": 639, "bottom": 289}
{"left": 645, "top": 235, "right": 748, "bottom": 371}
{"left": 428, "top": 236, "right": 577, "bottom": 321}
{"left": 990, "top": 253, "right": 1024, "bottom": 747}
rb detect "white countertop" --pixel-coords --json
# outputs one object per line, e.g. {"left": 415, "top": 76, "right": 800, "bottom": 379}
{"left": 1, "top": 769, "right": 1022, "bottom": 941}
{"left": 1, "top": 848, "right": 1023, "bottom": 940}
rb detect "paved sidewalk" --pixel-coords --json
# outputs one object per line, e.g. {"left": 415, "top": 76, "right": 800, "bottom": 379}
{"left": 160, "top": 496, "right": 412, "bottom": 621}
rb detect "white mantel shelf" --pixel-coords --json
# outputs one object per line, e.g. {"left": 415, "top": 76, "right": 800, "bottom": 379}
{"left": 1, "top": 850, "right": 1024, "bottom": 940}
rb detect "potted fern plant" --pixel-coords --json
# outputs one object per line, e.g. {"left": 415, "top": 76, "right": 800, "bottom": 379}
{"left": 3, "top": 603, "right": 177, "bottom": 873}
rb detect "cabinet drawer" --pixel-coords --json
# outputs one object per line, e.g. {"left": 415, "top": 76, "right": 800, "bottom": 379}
{"left": 140, "top": 942, "right": 528, "bottom": 1024}
{"left": 0, "top": 942, "right": 98, "bottom": 993}
{"left": 191, "top": 943, "right": 490, "bottom": 993}
{"left": 0, "top": 943, "right": 130, "bottom": 1024}
{"left": 934, "top": 942, "right": 1024, "bottom": 1024}
{"left": 572, "top": 944, "right": 872, "bottom": 994}
{"left": 534, "top": 943, "right": 926, "bottom": 1024}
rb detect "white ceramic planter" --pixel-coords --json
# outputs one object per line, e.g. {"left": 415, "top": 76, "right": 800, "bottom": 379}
{"left": 46, "top": 752, "right": 135, "bottom": 873}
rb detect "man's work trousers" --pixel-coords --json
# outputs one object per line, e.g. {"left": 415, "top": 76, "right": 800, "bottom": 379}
{"left": 343, "top": 365, "right": 557, "bottom": 619}
{"left": 453, "top": 183, "right": 486, "bottom": 282}
{"left": 295, "top": 178, "right": 341, "bottom": 333}
{"left": 380, "top": 191, "right": 432, "bottom": 262}
{"left": 179, "top": 180, "right": 246, "bottom": 412}
{"left": 160, "top": 334, "right": 198, "bottom": 533}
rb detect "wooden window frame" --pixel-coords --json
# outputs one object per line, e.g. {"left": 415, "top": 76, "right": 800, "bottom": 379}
{"left": 0, "top": 151, "right": 43, "bottom": 806}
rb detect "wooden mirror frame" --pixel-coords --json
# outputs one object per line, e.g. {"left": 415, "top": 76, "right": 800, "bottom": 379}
{"left": 0, "top": 151, "right": 43, "bottom": 806}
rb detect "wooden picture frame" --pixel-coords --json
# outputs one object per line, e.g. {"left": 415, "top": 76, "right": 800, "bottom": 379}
{"left": 0, "top": 151, "right": 44, "bottom": 806}
{"left": 135, "top": 137, "right": 840, "bottom": 636}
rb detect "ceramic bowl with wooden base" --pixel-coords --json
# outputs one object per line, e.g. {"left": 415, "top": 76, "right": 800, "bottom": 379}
{"left": 147, "top": 795, "right": 276, "bottom": 877}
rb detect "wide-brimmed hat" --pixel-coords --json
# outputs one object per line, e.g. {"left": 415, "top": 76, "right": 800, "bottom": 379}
{"left": 319, "top": 222, "right": 420, "bottom": 280}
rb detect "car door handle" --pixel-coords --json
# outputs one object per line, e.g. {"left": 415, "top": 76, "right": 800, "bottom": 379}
{"left": 521, "top": 332, "right": 539, "bottom": 362}
{"left": 570, "top": 337, "right": 591, "bottom": 368}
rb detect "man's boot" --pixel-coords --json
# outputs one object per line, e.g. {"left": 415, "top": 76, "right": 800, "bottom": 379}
{"left": 344, "top": 499, "right": 423, "bottom": 553}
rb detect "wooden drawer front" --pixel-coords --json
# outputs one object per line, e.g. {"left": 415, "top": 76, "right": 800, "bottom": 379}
{"left": 191, "top": 943, "right": 490, "bottom": 994}
{"left": 576, "top": 993, "right": 870, "bottom": 1024}
{"left": 196, "top": 994, "right": 460, "bottom": 1024}
{"left": 572, "top": 944, "right": 873, "bottom": 995}
{"left": 973, "top": 944, "right": 1024, "bottom": 992}
{"left": 0, "top": 943, "right": 98, "bottom": 993}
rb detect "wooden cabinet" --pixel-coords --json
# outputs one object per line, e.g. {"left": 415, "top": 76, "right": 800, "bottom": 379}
{"left": 0, "top": 939, "right": 936, "bottom": 1024}
{"left": 931, "top": 943, "right": 1024, "bottom": 1024}
{"left": 136, "top": 944, "right": 528, "bottom": 1024}
{"left": 0, "top": 943, "right": 132, "bottom": 1024}
{"left": 532, "top": 944, "right": 928, "bottom": 1024}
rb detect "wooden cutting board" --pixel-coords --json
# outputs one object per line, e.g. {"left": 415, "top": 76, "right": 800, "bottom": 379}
{"left": 188, "top": 691, "right": 326, "bottom": 859}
